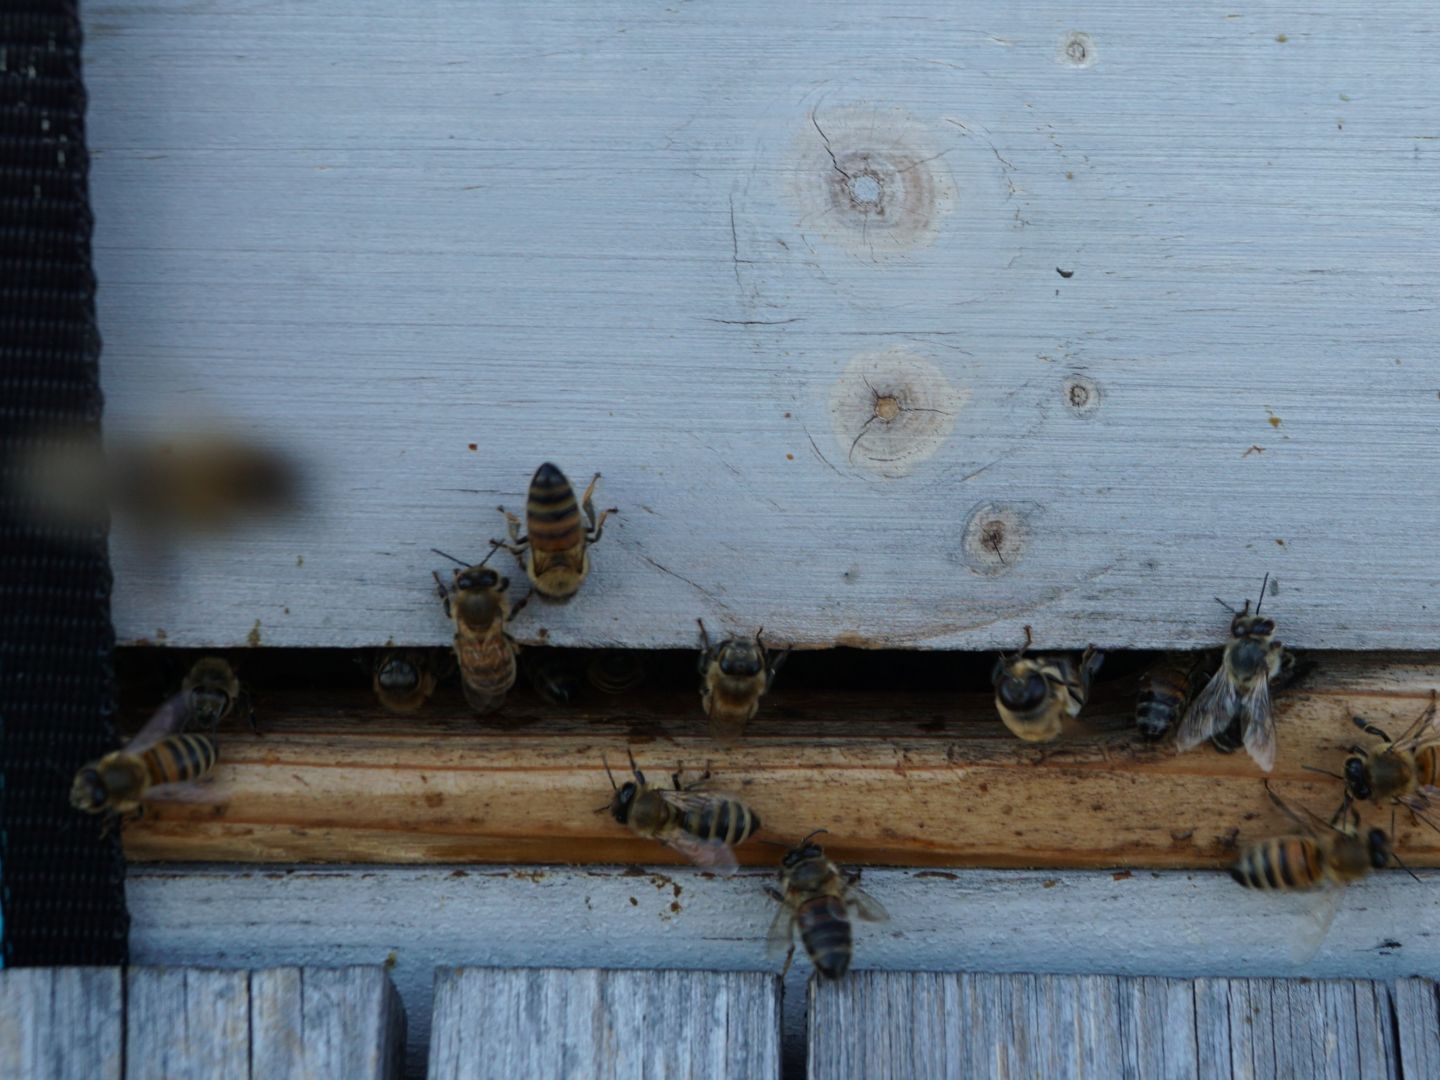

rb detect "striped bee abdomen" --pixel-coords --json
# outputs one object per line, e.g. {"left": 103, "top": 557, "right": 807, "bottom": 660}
{"left": 681, "top": 799, "right": 759, "bottom": 846}
{"left": 797, "top": 895, "right": 852, "bottom": 979}
{"left": 525, "top": 462, "right": 583, "bottom": 554}
{"left": 140, "top": 734, "right": 218, "bottom": 787}
{"left": 1417, "top": 746, "right": 1440, "bottom": 789}
{"left": 1230, "top": 837, "right": 1323, "bottom": 891}
{"left": 1136, "top": 657, "right": 1197, "bottom": 740}
{"left": 457, "top": 633, "right": 518, "bottom": 712}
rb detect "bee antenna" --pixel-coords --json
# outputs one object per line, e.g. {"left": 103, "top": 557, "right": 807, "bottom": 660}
{"left": 430, "top": 548, "right": 470, "bottom": 568}
{"left": 798, "top": 828, "right": 829, "bottom": 847}
{"left": 602, "top": 755, "right": 618, "bottom": 791}
{"left": 626, "top": 747, "right": 644, "bottom": 784}
{"left": 1301, "top": 764, "right": 1346, "bottom": 782}
{"left": 1214, "top": 596, "right": 1238, "bottom": 615}
{"left": 1254, "top": 572, "right": 1271, "bottom": 614}
{"left": 1390, "top": 847, "right": 1424, "bottom": 884}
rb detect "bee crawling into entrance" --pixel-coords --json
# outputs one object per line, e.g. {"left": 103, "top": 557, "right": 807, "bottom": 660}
{"left": 991, "top": 626, "right": 1103, "bottom": 743}
{"left": 433, "top": 547, "right": 527, "bottom": 716}
{"left": 697, "top": 619, "right": 790, "bottom": 741}
{"left": 765, "top": 830, "right": 889, "bottom": 980}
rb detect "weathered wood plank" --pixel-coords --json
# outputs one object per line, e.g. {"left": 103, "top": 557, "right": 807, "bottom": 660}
{"left": 427, "top": 968, "right": 780, "bottom": 1080}
{"left": 0, "top": 968, "right": 123, "bottom": 1080}
{"left": 118, "top": 656, "right": 1440, "bottom": 867}
{"left": 84, "top": 2, "right": 1440, "bottom": 651}
{"left": 1392, "top": 979, "right": 1440, "bottom": 1080}
{"left": 126, "top": 968, "right": 251, "bottom": 1080}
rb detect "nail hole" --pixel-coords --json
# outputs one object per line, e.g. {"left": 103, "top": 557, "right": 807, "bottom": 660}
{"left": 1059, "top": 31, "right": 1097, "bottom": 68}
{"left": 1062, "top": 374, "right": 1101, "bottom": 417}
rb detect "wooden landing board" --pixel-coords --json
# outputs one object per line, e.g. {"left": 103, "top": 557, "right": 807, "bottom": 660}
{"left": 429, "top": 968, "right": 780, "bottom": 1080}
{"left": 808, "top": 972, "right": 1423, "bottom": 1079}
{"left": 85, "top": 2, "right": 1440, "bottom": 652}
{"left": 0, "top": 967, "right": 404, "bottom": 1080}
{"left": 121, "top": 654, "right": 1440, "bottom": 869}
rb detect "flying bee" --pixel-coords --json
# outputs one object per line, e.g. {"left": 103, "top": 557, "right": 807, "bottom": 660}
{"left": 991, "top": 626, "right": 1104, "bottom": 743}
{"left": 1176, "top": 574, "right": 1292, "bottom": 772}
{"left": 1336, "top": 693, "right": 1440, "bottom": 831}
{"left": 586, "top": 650, "right": 647, "bottom": 695}
{"left": 765, "top": 830, "right": 888, "bottom": 980}
{"left": 1135, "top": 652, "right": 1218, "bottom": 741}
{"left": 70, "top": 693, "right": 219, "bottom": 820}
{"left": 372, "top": 649, "right": 440, "bottom": 714}
{"left": 697, "top": 619, "right": 789, "bottom": 741}
{"left": 433, "top": 548, "right": 526, "bottom": 716}
{"left": 602, "top": 750, "right": 759, "bottom": 874}
{"left": 180, "top": 656, "right": 254, "bottom": 732}
{"left": 492, "top": 462, "right": 617, "bottom": 602}
{"left": 524, "top": 649, "right": 584, "bottom": 706}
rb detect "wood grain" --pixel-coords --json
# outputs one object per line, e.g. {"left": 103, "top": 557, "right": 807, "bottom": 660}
{"left": 428, "top": 968, "right": 780, "bottom": 1080}
{"left": 84, "top": 2, "right": 1440, "bottom": 651}
{"left": 0, "top": 968, "right": 122, "bottom": 1080}
{"left": 120, "top": 654, "right": 1440, "bottom": 868}
{"left": 1393, "top": 979, "right": 1440, "bottom": 1080}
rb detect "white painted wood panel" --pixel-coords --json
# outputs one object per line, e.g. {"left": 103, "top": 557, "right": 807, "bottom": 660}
{"left": 85, "top": 3, "right": 1440, "bottom": 649}
{"left": 0, "top": 968, "right": 122, "bottom": 1080}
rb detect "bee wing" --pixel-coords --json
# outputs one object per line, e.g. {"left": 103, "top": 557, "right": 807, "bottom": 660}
{"left": 1287, "top": 885, "right": 1344, "bottom": 966}
{"left": 123, "top": 692, "right": 192, "bottom": 753}
{"left": 765, "top": 903, "right": 795, "bottom": 960}
{"left": 1240, "top": 676, "right": 1276, "bottom": 773}
{"left": 1393, "top": 697, "right": 1440, "bottom": 753}
{"left": 848, "top": 887, "right": 890, "bottom": 924}
{"left": 663, "top": 832, "right": 739, "bottom": 876}
{"left": 1176, "top": 669, "right": 1238, "bottom": 751}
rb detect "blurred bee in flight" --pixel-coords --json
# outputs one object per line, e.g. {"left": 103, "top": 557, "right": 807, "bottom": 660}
{"left": 433, "top": 548, "right": 526, "bottom": 716}
{"left": 1334, "top": 692, "right": 1440, "bottom": 834}
{"left": 766, "top": 830, "right": 888, "bottom": 980}
{"left": 991, "top": 626, "right": 1103, "bottom": 743}
{"left": 697, "top": 619, "right": 789, "bottom": 741}
{"left": 1135, "top": 652, "right": 1218, "bottom": 741}
{"left": 492, "top": 462, "right": 617, "bottom": 602}
{"left": 602, "top": 750, "right": 759, "bottom": 874}
{"left": 1176, "top": 575, "right": 1294, "bottom": 772}
{"left": 372, "top": 649, "right": 442, "bottom": 714}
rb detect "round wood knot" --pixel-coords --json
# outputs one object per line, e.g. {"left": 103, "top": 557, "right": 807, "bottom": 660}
{"left": 829, "top": 347, "right": 966, "bottom": 477}
{"left": 1063, "top": 374, "right": 1101, "bottom": 417}
{"left": 961, "top": 502, "right": 1034, "bottom": 575}
{"left": 1058, "top": 31, "right": 1097, "bottom": 68}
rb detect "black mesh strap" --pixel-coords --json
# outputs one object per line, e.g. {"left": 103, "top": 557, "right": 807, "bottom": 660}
{"left": 0, "top": 1, "right": 128, "bottom": 965}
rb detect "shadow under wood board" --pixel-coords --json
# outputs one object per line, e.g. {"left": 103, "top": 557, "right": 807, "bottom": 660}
{"left": 120, "top": 653, "right": 1440, "bottom": 869}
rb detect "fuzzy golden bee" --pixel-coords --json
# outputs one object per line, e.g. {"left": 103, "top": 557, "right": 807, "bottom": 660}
{"left": 766, "top": 830, "right": 888, "bottom": 980}
{"left": 602, "top": 751, "right": 759, "bottom": 874}
{"left": 493, "top": 462, "right": 616, "bottom": 602}
{"left": 1176, "top": 576, "right": 1293, "bottom": 772}
{"left": 1135, "top": 652, "right": 1217, "bottom": 741}
{"left": 70, "top": 693, "right": 218, "bottom": 819}
{"left": 991, "top": 627, "right": 1103, "bottom": 743}
{"left": 181, "top": 656, "right": 251, "bottom": 731}
{"left": 433, "top": 551, "right": 525, "bottom": 716}
{"left": 1341, "top": 692, "right": 1440, "bottom": 829}
{"left": 697, "top": 619, "right": 789, "bottom": 740}
{"left": 373, "top": 649, "right": 441, "bottom": 714}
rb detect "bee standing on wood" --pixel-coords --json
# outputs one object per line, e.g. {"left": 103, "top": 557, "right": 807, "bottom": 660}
{"left": 697, "top": 619, "right": 789, "bottom": 741}
{"left": 991, "top": 626, "right": 1103, "bottom": 743}
{"left": 492, "top": 462, "right": 617, "bottom": 602}
{"left": 373, "top": 650, "right": 441, "bottom": 714}
{"left": 69, "top": 693, "right": 218, "bottom": 820}
{"left": 1135, "top": 652, "right": 1217, "bottom": 741}
{"left": 433, "top": 549, "right": 526, "bottom": 716}
{"left": 602, "top": 750, "right": 759, "bottom": 874}
{"left": 766, "top": 830, "right": 888, "bottom": 980}
{"left": 1176, "top": 575, "right": 1292, "bottom": 772}
{"left": 1339, "top": 692, "right": 1440, "bottom": 831}
{"left": 181, "top": 656, "right": 254, "bottom": 732}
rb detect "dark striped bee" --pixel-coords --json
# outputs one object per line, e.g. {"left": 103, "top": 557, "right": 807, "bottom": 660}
{"left": 493, "top": 462, "right": 617, "bottom": 602}
{"left": 69, "top": 693, "right": 219, "bottom": 819}
{"left": 181, "top": 656, "right": 252, "bottom": 731}
{"left": 586, "top": 650, "right": 647, "bottom": 695}
{"left": 1341, "top": 693, "right": 1440, "bottom": 830}
{"left": 1135, "top": 652, "right": 1217, "bottom": 741}
{"left": 524, "top": 649, "right": 585, "bottom": 706}
{"left": 766, "top": 830, "right": 888, "bottom": 980}
{"left": 697, "top": 619, "right": 789, "bottom": 741}
{"left": 373, "top": 649, "right": 440, "bottom": 714}
{"left": 1177, "top": 576, "right": 1292, "bottom": 772}
{"left": 602, "top": 750, "right": 759, "bottom": 874}
{"left": 433, "top": 550, "right": 525, "bottom": 716}
{"left": 991, "top": 626, "right": 1103, "bottom": 743}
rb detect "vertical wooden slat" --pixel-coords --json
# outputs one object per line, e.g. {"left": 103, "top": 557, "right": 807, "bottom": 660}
{"left": 126, "top": 968, "right": 250, "bottom": 1080}
{"left": 248, "top": 967, "right": 406, "bottom": 1080}
{"left": 1392, "top": 979, "right": 1440, "bottom": 1080}
{"left": 0, "top": 968, "right": 122, "bottom": 1080}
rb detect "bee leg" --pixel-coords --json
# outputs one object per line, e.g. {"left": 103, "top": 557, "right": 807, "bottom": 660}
{"left": 586, "top": 506, "right": 618, "bottom": 544}
{"left": 509, "top": 589, "right": 533, "bottom": 621}
{"left": 766, "top": 647, "right": 792, "bottom": 691}
{"left": 241, "top": 691, "right": 259, "bottom": 736}
{"left": 432, "top": 571, "right": 453, "bottom": 619}
{"left": 696, "top": 618, "right": 713, "bottom": 673}
{"left": 780, "top": 943, "right": 796, "bottom": 979}
{"left": 1079, "top": 645, "right": 1105, "bottom": 692}
{"left": 496, "top": 507, "right": 529, "bottom": 550}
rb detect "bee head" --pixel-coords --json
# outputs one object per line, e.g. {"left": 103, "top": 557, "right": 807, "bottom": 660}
{"left": 609, "top": 781, "right": 638, "bottom": 824}
{"left": 457, "top": 568, "right": 502, "bottom": 592}
{"left": 188, "top": 685, "right": 232, "bottom": 723}
{"left": 69, "top": 767, "right": 108, "bottom": 813}
{"left": 717, "top": 638, "right": 763, "bottom": 678}
{"left": 783, "top": 829, "right": 827, "bottom": 868}
{"left": 1231, "top": 612, "right": 1275, "bottom": 639}
{"left": 377, "top": 656, "right": 419, "bottom": 692}
{"left": 1367, "top": 828, "right": 1392, "bottom": 870}
{"left": 1343, "top": 755, "right": 1372, "bottom": 801}
{"left": 997, "top": 670, "right": 1048, "bottom": 712}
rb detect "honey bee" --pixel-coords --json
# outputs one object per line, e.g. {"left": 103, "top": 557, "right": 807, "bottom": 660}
{"left": 181, "top": 656, "right": 251, "bottom": 731}
{"left": 765, "top": 830, "right": 888, "bottom": 980}
{"left": 70, "top": 693, "right": 219, "bottom": 819}
{"left": 697, "top": 619, "right": 789, "bottom": 740}
{"left": 433, "top": 550, "right": 526, "bottom": 715}
{"left": 991, "top": 627, "right": 1103, "bottom": 743}
{"left": 586, "top": 650, "right": 647, "bottom": 695}
{"left": 1340, "top": 693, "right": 1440, "bottom": 830}
{"left": 524, "top": 649, "right": 584, "bottom": 706}
{"left": 1176, "top": 576, "right": 1292, "bottom": 772}
{"left": 492, "top": 462, "right": 616, "bottom": 602}
{"left": 372, "top": 649, "right": 440, "bottom": 714}
{"left": 1135, "top": 652, "right": 1217, "bottom": 741}
{"left": 602, "top": 750, "right": 759, "bottom": 874}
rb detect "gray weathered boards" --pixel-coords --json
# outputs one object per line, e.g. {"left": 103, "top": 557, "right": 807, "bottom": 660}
{"left": 0, "top": 966, "right": 404, "bottom": 1080}
{"left": 85, "top": 2, "right": 1440, "bottom": 651}
{"left": 429, "top": 967, "right": 781, "bottom": 1080}
{"left": 808, "top": 972, "right": 1431, "bottom": 1079}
